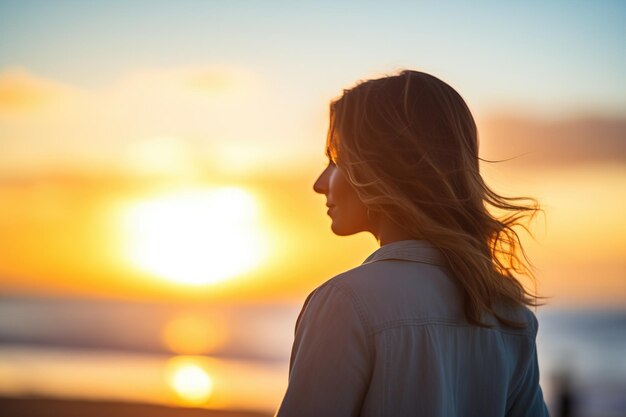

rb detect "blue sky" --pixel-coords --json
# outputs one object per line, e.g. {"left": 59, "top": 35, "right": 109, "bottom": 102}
{"left": 1, "top": 0, "right": 625, "bottom": 115}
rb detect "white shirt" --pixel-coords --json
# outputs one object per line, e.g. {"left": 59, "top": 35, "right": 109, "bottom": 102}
{"left": 276, "top": 240, "right": 549, "bottom": 417}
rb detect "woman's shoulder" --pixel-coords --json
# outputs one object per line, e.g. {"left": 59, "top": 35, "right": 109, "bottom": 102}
{"left": 324, "top": 240, "right": 458, "bottom": 302}
{"left": 318, "top": 260, "right": 447, "bottom": 300}
{"left": 306, "top": 260, "right": 465, "bottom": 330}
{"left": 306, "top": 261, "right": 539, "bottom": 339}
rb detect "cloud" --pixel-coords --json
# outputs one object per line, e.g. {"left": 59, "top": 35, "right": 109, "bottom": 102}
{"left": 110, "top": 65, "right": 260, "bottom": 96}
{"left": 10, "top": 67, "right": 623, "bottom": 177}
{"left": 0, "top": 70, "right": 72, "bottom": 113}
{"left": 479, "top": 115, "right": 626, "bottom": 167}
{"left": 0, "top": 66, "right": 306, "bottom": 176}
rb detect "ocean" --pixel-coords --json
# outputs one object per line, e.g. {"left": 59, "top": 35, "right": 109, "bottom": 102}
{"left": 0, "top": 296, "right": 624, "bottom": 416}
{"left": 537, "top": 309, "right": 626, "bottom": 416}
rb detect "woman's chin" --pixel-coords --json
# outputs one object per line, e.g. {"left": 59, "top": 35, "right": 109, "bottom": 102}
{"left": 330, "top": 221, "right": 360, "bottom": 237}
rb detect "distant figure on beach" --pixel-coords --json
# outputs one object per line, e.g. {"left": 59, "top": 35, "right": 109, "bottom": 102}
{"left": 275, "top": 70, "right": 549, "bottom": 416}
{"left": 554, "top": 366, "right": 578, "bottom": 417}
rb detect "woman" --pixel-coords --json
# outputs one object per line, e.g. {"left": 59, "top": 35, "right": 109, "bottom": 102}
{"left": 276, "top": 70, "right": 549, "bottom": 416}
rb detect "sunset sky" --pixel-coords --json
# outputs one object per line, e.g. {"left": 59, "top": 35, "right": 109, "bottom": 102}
{"left": 0, "top": 0, "right": 625, "bottom": 307}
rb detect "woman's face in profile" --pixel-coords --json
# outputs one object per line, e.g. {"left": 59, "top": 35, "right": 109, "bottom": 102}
{"left": 313, "top": 161, "right": 372, "bottom": 236}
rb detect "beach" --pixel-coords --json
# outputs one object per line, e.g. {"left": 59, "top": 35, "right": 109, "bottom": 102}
{"left": 0, "top": 397, "right": 271, "bottom": 417}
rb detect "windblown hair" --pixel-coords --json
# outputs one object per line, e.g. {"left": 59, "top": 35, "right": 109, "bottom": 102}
{"left": 327, "top": 70, "right": 543, "bottom": 328}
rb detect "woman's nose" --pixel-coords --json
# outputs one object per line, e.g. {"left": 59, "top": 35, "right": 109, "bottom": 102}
{"left": 313, "top": 168, "right": 329, "bottom": 194}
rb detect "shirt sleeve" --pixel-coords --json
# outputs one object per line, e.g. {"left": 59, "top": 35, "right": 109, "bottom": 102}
{"left": 506, "top": 314, "right": 550, "bottom": 417}
{"left": 275, "top": 283, "right": 372, "bottom": 417}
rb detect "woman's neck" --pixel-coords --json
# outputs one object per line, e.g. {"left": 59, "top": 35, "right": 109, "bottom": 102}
{"left": 374, "top": 217, "right": 416, "bottom": 246}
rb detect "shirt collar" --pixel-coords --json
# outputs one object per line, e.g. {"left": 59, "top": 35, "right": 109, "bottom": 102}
{"left": 362, "top": 240, "right": 446, "bottom": 266}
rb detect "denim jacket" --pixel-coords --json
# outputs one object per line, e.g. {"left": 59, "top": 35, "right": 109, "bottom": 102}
{"left": 276, "top": 240, "right": 549, "bottom": 417}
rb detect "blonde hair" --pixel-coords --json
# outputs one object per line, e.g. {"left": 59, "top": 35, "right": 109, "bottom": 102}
{"left": 327, "top": 70, "right": 543, "bottom": 328}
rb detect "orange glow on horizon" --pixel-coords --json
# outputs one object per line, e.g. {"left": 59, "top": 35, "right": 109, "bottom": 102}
{"left": 161, "top": 312, "right": 229, "bottom": 355}
{"left": 0, "top": 164, "right": 622, "bottom": 306}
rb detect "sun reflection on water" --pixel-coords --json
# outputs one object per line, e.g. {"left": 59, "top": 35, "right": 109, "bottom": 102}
{"left": 165, "top": 356, "right": 214, "bottom": 405}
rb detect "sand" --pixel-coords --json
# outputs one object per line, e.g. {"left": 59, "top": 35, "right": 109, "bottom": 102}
{"left": 0, "top": 397, "right": 272, "bottom": 417}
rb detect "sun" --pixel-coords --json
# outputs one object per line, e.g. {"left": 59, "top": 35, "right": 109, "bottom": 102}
{"left": 122, "top": 187, "right": 266, "bottom": 285}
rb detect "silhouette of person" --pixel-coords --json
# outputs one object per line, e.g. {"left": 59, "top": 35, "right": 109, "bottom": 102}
{"left": 554, "top": 367, "right": 578, "bottom": 417}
